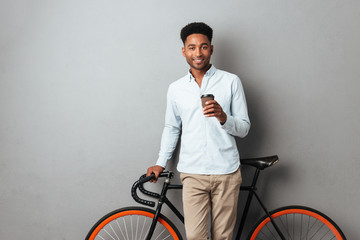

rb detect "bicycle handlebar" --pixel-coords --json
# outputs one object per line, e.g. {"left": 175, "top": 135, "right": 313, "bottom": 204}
{"left": 138, "top": 174, "right": 161, "bottom": 199}
{"left": 131, "top": 174, "right": 156, "bottom": 207}
{"left": 131, "top": 172, "right": 173, "bottom": 207}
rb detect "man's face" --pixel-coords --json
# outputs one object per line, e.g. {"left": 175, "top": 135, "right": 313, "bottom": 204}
{"left": 182, "top": 33, "right": 213, "bottom": 71}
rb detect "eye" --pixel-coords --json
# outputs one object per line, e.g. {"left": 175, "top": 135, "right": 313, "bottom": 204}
{"left": 202, "top": 46, "right": 208, "bottom": 50}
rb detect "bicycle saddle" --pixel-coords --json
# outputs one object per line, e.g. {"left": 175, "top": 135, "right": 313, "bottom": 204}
{"left": 241, "top": 155, "right": 279, "bottom": 170}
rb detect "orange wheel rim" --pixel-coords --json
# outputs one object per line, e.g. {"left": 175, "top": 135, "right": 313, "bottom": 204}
{"left": 250, "top": 208, "right": 343, "bottom": 240}
{"left": 89, "top": 210, "right": 179, "bottom": 240}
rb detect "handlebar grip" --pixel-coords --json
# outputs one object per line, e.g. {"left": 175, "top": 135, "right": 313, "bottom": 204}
{"left": 131, "top": 171, "right": 174, "bottom": 207}
{"left": 138, "top": 174, "right": 161, "bottom": 199}
{"left": 131, "top": 175, "right": 156, "bottom": 207}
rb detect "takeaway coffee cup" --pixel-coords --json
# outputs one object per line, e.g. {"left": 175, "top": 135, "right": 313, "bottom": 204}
{"left": 201, "top": 94, "right": 214, "bottom": 108}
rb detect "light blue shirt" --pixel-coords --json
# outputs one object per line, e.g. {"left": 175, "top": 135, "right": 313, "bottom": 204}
{"left": 156, "top": 65, "right": 250, "bottom": 174}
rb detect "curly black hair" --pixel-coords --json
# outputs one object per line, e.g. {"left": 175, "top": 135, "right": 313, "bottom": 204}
{"left": 180, "top": 22, "right": 213, "bottom": 44}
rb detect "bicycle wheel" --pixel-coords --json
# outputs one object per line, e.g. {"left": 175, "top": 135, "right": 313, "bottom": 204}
{"left": 86, "top": 206, "right": 183, "bottom": 240}
{"left": 248, "top": 205, "right": 346, "bottom": 240}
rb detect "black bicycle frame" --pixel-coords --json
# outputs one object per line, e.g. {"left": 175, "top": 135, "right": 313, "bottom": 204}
{"left": 143, "top": 168, "right": 286, "bottom": 240}
{"left": 235, "top": 168, "right": 286, "bottom": 240}
{"left": 145, "top": 179, "right": 183, "bottom": 240}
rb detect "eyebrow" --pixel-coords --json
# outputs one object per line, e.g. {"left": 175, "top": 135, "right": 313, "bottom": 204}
{"left": 187, "top": 43, "right": 209, "bottom": 47}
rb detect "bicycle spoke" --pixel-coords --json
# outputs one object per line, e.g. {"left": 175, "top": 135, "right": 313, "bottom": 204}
{"left": 162, "top": 234, "right": 173, "bottom": 240}
{"left": 318, "top": 229, "right": 331, "bottom": 240}
{"left": 300, "top": 213, "right": 303, "bottom": 239}
{"left": 306, "top": 215, "right": 310, "bottom": 240}
{"left": 135, "top": 216, "right": 139, "bottom": 240}
{"left": 120, "top": 217, "right": 129, "bottom": 240}
{"left": 130, "top": 216, "right": 134, "bottom": 240}
{"left": 104, "top": 228, "right": 117, "bottom": 240}
{"left": 154, "top": 228, "right": 167, "bottom": 240}
{"left": 109, "top": 223, "right": 120, "bottom": 240}
{"left": 116, "top": 219, "right": 127, "bottom": 240}
{"left": 258, "top": 225, "right": 276, "bottom": 240}
{"left": 91, "top": 212, "right": 181, "bottom": 240}
{"left": 265, "top": 222, "right": 278, "bottom": 240}
{"left": 285, "top": 215, "right": 290, "bottom": 237}
{"left": 292, "top": 214, "right": 295, "bottom": 238}
{"left": 145, "top": 222, "right": 152, "bottom": 239}
{"left": 309, "top": 222, "right": 325, "bottom": 240}
{"left": 256, "top": 229, "right": 270, "bottom": 240}
{"left": 307, "top": 217, "right": 317, "bottom": 236}
{"left": 139, "top": 216, "right": 148, "bottom": 240}
{"left": 278, "top": 216, "right": 293, "bottom": 240}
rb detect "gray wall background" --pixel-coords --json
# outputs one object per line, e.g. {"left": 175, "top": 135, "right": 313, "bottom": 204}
{"left": 1, "top": 0, "right": 359, "bottom": 239}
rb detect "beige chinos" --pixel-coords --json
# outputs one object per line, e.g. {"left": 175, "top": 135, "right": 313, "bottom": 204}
{"left": 180, "top": 168, "right": 242, "bottom": 240}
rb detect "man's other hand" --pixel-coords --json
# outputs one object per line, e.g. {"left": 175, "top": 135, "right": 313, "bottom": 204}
{"left": 146, "top": 165, "right": 164, "bottom": 183}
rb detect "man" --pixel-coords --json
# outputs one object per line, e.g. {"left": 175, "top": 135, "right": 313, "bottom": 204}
{"left": 147, "top": 22, "right": 250, "bottom": 240}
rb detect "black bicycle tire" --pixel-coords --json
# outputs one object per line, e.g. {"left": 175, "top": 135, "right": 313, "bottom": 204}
{"left": 85, "top": 206, "right": 183, "bottom": 240}
{"left": 247, "top": 205, "right": 346, "bottom": 240}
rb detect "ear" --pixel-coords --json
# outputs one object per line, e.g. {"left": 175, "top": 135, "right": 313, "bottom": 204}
{"left": 182, "top": 47, "right": 186, "bottom": 57}
{"left": 210, "top": 45, "right": 214, "bottom": 55}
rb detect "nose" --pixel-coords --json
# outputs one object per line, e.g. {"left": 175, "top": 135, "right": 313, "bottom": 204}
{"left": 195, "top": 47, "right": 202, "bottom": 57}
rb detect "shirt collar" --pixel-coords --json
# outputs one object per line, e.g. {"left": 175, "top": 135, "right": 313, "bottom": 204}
{"left": 188, "top": 65, "right": 217, "bottom": 82}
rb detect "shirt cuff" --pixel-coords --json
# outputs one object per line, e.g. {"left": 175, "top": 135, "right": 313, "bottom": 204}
{"left": 155, "top": 156, "right": 168, "bottom": 168}
{"left": 221, "top": 115, "right": 235, "bottom": 132}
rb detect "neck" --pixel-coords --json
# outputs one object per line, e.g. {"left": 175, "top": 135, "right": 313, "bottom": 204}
{"left": 190, "top": 64, "right": 211, "bottom": 87}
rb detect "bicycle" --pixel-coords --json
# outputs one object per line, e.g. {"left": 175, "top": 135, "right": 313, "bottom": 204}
{"left": 86, "top": 155, "right": 346, "bottom": 240}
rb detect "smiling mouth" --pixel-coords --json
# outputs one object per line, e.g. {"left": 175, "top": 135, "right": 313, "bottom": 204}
{"left": 194, "top": 59, "right": 203, "bottom": 63}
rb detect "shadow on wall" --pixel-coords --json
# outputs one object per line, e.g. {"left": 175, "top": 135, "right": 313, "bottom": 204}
{"left": 213, "top": 36, "right": 269, "bottom": 157}
{"left": 214, "top": 36, "right": 277, "bottom": 169}
{"left": 213, "top": 37, "right": 294, "bottom": 239}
